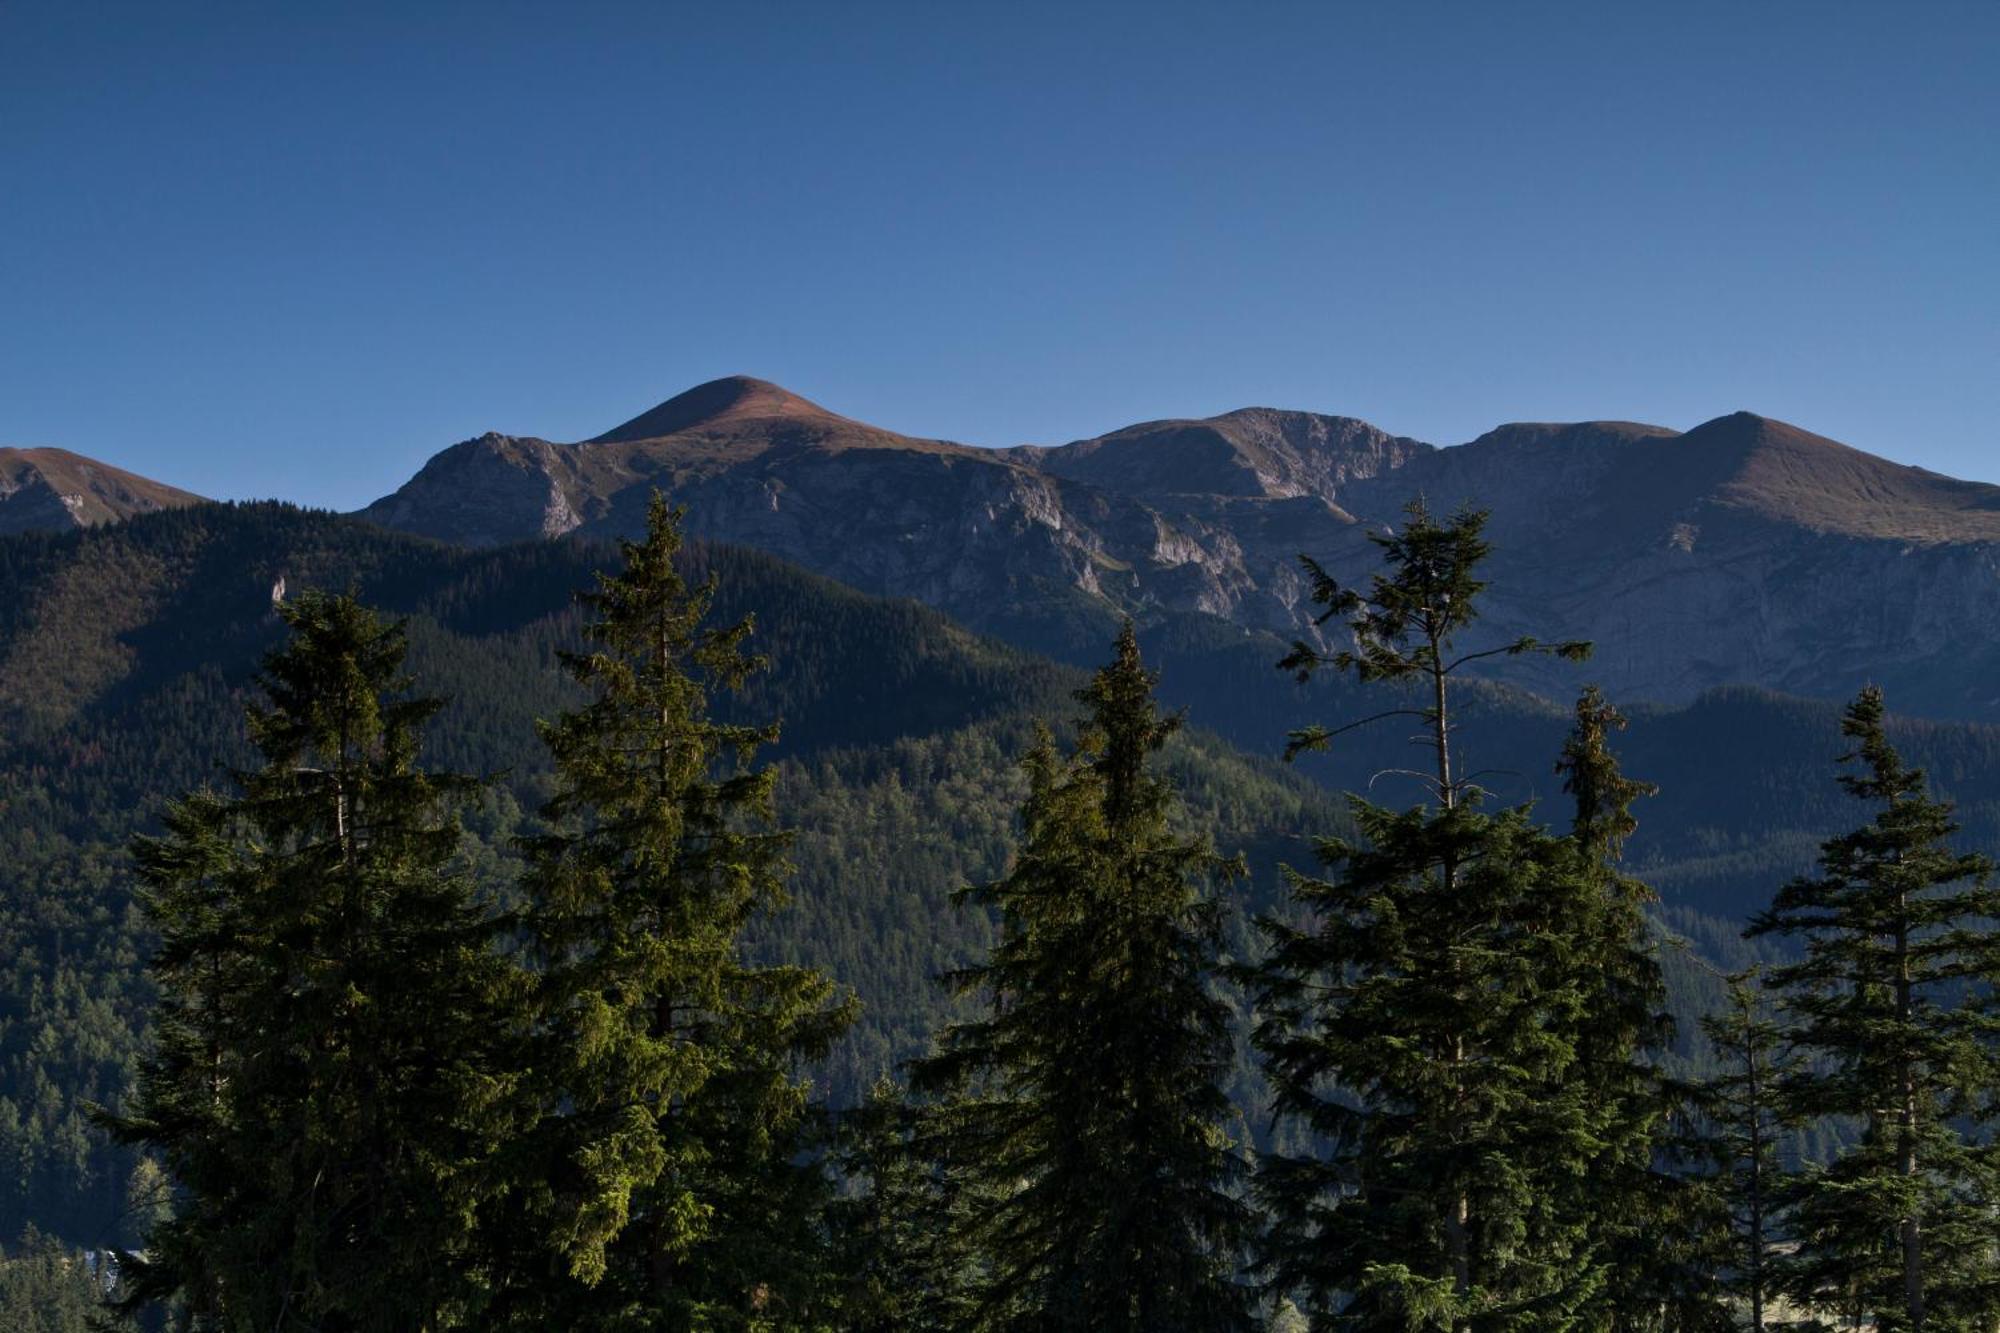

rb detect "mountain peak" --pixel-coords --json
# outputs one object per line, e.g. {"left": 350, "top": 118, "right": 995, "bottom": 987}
{"left": 589, "top": 375, "right": 847, "bottom": 444}
{"left": 1669, "top": 411, "right": 2000, "bottom": 540}
{"left": 1684, "top": 409, "right": 1792, "bottom": 442}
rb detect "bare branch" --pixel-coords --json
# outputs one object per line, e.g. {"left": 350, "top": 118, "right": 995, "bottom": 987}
{"left": 1282, "top": 709, "right": 1433, "bottom": 763}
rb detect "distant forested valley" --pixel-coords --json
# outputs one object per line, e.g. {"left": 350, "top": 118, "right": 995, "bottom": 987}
{"left": 8, "top": 498, "right": 2000, "bottom": 1329}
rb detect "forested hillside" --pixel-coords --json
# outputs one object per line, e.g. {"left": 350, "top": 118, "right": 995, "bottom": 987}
{"left": 0, "top": 502, "right": 1343, "bottom": 1248}
{"left": 8, "top": 500, "right": 2000, "bottom": 1324}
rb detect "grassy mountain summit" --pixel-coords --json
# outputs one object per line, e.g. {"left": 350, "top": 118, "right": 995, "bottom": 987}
{"left": 0, "top": 447, "right": 202, "bottom": 536}
{"left": 588, "top": 373, "right": 899, "bottom": 443}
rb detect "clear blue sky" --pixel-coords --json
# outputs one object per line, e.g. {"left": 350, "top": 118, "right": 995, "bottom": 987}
{"left": 4, "top": 2, "right": 1996, "bottom": 509}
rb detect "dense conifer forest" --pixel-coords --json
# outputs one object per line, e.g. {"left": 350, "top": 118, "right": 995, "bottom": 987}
{"left": 7, "top": 499, "right": 2000, "bottom": 1328}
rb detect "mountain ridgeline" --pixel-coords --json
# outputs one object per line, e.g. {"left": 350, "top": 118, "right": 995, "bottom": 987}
{"left": 354, "top": 375, "right": 2000, "bottom": 720}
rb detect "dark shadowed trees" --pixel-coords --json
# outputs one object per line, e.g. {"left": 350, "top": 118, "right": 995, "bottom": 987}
{"left": 1251, "top": 502, "right": 1672, "bottom": 1331}
{"left": 1750, "top": 687, "right": 2000, "bottom": 1332}
{"left": 914, "top": 624, "right": 1257, "bottom": 1332}
{"left": 102, "top": 590, "right": 523, "bottom": 1328}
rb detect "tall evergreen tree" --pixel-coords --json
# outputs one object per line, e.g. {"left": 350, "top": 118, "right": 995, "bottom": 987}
{"left": 1252, "top": 500, "right": 1678, "bottom": 1331}
{"left": 102, "top": 590, "right": 522, "bottom": 1329}
{"left": 1748, "top": 686, "right": 2000, "bottom": 1332}
{"left": 497, "top": 495, "right": 855, "bottom": 1330}
{"left": 1551, "top": 689, "right": 1687, "bottom": 1333}
{"left": 913, "top": 623, "right": 1257, "bottom": 1332}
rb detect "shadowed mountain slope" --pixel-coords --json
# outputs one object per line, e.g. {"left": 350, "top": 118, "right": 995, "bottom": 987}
{"left": 1018, "top": 406, "right": 1429, "bottom": 504}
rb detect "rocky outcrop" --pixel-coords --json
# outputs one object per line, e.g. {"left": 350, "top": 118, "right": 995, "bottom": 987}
{"left": 359, "top": 434, "right": 590, "bottom": 546}
{"left": 356, "top": 377, "right": 2000, "bottom": 721}
{"left": 1022, "top": 407, "right": 1428, "bottom": 504}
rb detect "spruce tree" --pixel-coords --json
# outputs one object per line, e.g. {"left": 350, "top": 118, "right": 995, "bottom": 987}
{"left": 498, "top": 495, "right": 855, "bottom": 1330}
{"left": 913, "top": 623, "right": 1257, "bottom": 1332}
{"left": 102, "top": 590, "right": 522, "bottom": 1329}
{"left": 1748, "top": 687, "right": 2000, "bottom": 1332}
{"left": 1252, "top": 500, "right": 1678, "bottom": 1330}
{"left": 1551, "top": 689, "right": 1686, "bottom": 1333}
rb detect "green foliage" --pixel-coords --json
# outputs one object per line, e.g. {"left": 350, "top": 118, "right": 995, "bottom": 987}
{"left": 0, "top": 1228, "right": 128, "bottom": 1333}
{"left": 495, "top": 496, "right": 857, "bottom": 1330}
{"left": 1277, "top": 498, "right": 1588, "bottom": 773}
{"left": 99, "top": 590, "right": 524, "bottom": 1327}
{"left": 13, "top": 497, "right": 2000, "bottom": 1331}
{"left": 0, "top": 502, "right": 1349, "bottom": 1250}
{"left": 1749, "top": 688, "right": 2000, "bottom": 1332}
{"left": 1251, "top": 504, "right": 1669, "bottom": 1330}
{"left": 913, "top": 624, "right": 1258, "bottom": 1332}
{"left": 823, "top": 1080, "right": 987, "bottom": 1331}
{"left": 1253, "top": 801, "right": 1623, "bottom": 1328}
{"left": 1687, "top": 970, "right": 1795, "bottom": 1333}
{"left": 1550, "top": 690, "right": 1694, "bottom": 1333}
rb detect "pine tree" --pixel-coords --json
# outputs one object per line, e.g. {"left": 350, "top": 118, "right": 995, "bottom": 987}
{"left": 101, "top": 590, "right": 523, "bottom": 1329}
{"left": 1748, "top": 687, "right": 2000, "bottom": 1332}
{"left": 497, "top": 495, "right": 856, "bottom": 1330}
{"left": 1251, "top": 500, "right": 1679, "bottom": 1330}
{"left": 913, "top": 623, "right": 1257, "bottom": 1332}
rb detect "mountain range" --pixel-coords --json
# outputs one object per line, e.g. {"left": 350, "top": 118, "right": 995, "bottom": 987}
{"left": 16, "top": 374, "right": 2000, "bottom": 720}
{"left": 351, "top": 376, "right": 2000, "bottom": 720}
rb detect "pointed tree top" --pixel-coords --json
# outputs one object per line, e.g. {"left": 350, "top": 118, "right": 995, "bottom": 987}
{"left": 1557, "top": 685, "right": 1656, "bottom": 858}
{"left": 1835, "top": 683, "right": 1925, "bottom": 805}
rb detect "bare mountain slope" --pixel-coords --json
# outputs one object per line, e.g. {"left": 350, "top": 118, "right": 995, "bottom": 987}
{"left": 0, "top": 447, "right": 202, "bottom": 536}
{"left": 1019, "top": 407, "right": 1428, "bottom": 504}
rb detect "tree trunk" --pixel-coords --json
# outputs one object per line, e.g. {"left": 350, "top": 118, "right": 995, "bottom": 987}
{"left": 1897, "top": 912, "right": 1923, "bottom": 1330}
{"left": 1430, "top": 625, "right": 1453, "bottom": 813}
{"left": 1427, "top": 621, "right": 1473, "bottom": 1322}
{"left": 1746, "top": 1021, "right": 1766, "bottom": 1333}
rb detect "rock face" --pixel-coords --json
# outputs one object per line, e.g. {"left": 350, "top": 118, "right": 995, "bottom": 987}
{"left": 357, "top": 377, "right": 2000, "bottom": 720}
{"left": 359, "top": 434, "right": 590, "bottom": 546}
{"left": 0, "top": 448, "right": 203, "bottom": 536}
{"left": 1016, "top": 408, "right": 1428, "bottom": 503}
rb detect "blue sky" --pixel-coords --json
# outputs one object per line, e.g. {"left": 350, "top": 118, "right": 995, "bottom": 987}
{"left": 3, "top": 2, "right": 1996, "bottom": 509}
